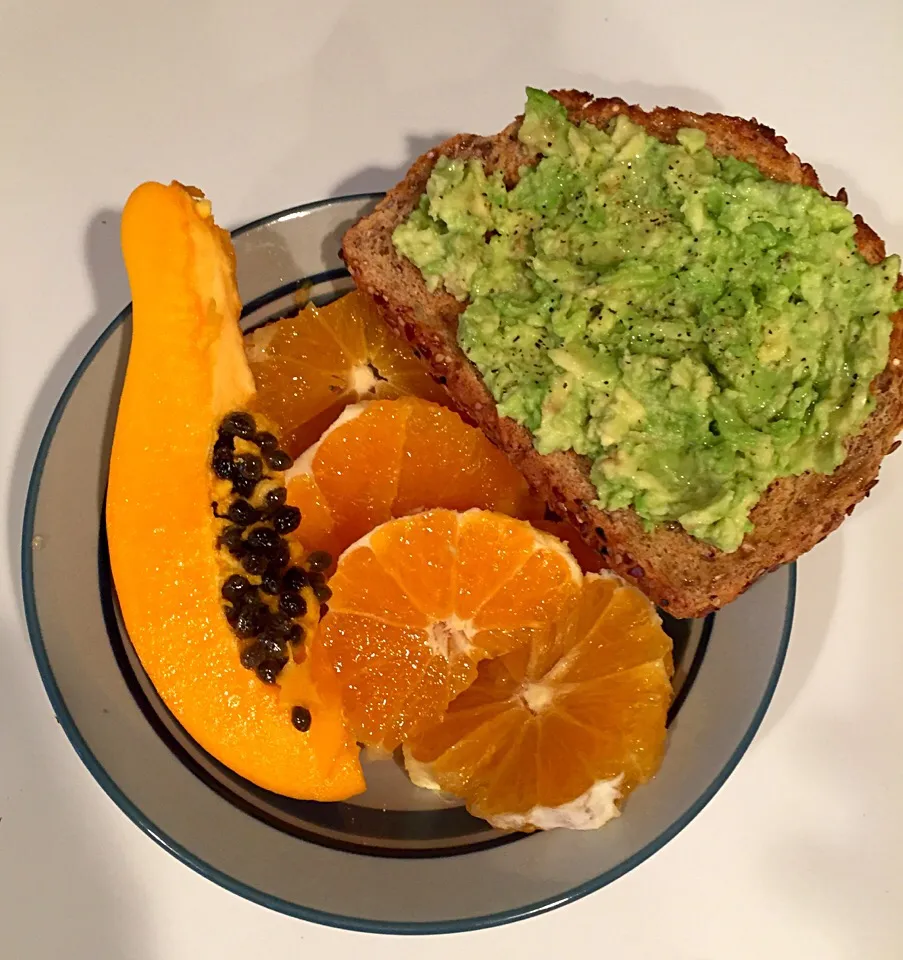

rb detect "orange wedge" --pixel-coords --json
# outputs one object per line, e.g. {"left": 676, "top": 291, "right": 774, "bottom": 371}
{"left": 245, "top": 290, "right": 451, "bottom": 457}
{"left": 319, "top": 509, "right": 582, "bottom": 751}
{"left": 405, "top": 573, "right": 673, "bottom": 831}
{"left": 284, "top": 398, "right": 540, "bottom": 561}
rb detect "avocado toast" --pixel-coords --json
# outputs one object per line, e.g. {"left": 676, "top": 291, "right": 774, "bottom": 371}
{"left": 342, "top": 89, "right": 903, "bottom": 618}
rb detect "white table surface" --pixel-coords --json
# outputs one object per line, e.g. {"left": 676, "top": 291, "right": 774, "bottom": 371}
{"left": 3, "top": 1, "right": 903, "bottom": 956}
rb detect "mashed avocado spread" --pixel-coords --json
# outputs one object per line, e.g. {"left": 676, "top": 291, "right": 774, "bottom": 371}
{"left": 393, "top": 88, "right": 901, "bottom": 552}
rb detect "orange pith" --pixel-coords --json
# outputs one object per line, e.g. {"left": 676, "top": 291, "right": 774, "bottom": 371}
{"left": 285, "top": 398, "right": 540, "bottom": 560}
{"left": 245, "top": 290, "right": 451, "bottom": 457}
{"left": 405, "top": 573, "right": 673, "bottom": 828}
{"left": 319, "top": 509, "right": 582, "bottom": 752}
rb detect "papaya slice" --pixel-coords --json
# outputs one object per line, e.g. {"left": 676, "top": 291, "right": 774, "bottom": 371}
{"left": 106, "top": 182, "right": 364, "bottom": 800}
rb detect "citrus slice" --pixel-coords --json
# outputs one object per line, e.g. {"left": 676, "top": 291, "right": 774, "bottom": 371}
{"left": 284, "top": 397, "right": 540, "bottom": 560}
{"left": 245, "top": 290, "right": 451, "bottom": 457}
{"left": 319, "top": 509, "right": 582, "bottom": 751}
{"left": 404, "top": 573, "right": 673, "bottom": 831}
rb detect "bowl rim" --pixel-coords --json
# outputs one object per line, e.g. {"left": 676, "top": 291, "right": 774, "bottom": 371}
{"left": 20, "top": 192, "right": 795, "bottom": 935}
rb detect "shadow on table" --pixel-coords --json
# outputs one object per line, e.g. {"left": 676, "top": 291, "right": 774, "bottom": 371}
{"left": 807, "top": 160, "right": 903, "bottom": 244}
{"left": 310, "top": 0, "right": 722, "bottom": 203}
{"left": 6, "top": 209, "right": 130, "bottom": 642}
{"left": 329, "top": 133, "right": 456, "bottom": 200}
{"left": 325, "top": 78, "right": 720, "bottom": 200}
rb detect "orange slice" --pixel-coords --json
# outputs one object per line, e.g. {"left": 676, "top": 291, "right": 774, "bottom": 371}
{"left": 404, "top": 573, "right": 673, "bottom": 831}
{"left": 285, "top": 397, "right": 540, "bottom": 560}
{"left": 319, "top": 509, "right": 582, "bottom": 751}
{"left": 245, "top": 290, "right": 451, "bottom": 457}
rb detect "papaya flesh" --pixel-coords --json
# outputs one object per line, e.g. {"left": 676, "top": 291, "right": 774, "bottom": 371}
{"left": 106, "top": 182, "right": 364, "bottom": 800}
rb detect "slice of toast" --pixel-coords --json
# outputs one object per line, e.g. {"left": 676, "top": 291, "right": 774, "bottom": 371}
{"left": 342, "top": 89, "right": 903, "bottom": 618}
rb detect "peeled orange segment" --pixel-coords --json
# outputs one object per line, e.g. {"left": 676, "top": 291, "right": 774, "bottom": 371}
{"left": 245, "top": 290, "right": 451, "bottom": 457}
{"left": 320, "top": 509, "right": 582, "bottom": 752}
{"left": 285, "top": 398, "right": 539, "bottom": 560}
{"left": 404, "top": 573, "right": 673, "bottom": 831}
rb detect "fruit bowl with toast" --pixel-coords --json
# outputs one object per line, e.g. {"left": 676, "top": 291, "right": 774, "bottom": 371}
{"left": 22, "top": 88, "right": 900, "bottom": 930}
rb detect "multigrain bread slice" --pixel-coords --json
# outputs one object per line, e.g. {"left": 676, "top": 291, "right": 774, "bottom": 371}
{"left": 343, "top": 89, "right": 903, "bottom": 618}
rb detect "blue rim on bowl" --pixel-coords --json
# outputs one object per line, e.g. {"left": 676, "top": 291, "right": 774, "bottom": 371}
{"left": 20, "top": 193, "right": 795, "bottom": 934}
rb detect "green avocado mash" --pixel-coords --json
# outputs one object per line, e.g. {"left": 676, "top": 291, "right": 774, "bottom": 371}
{"left": 393, "top": 88, "right": 902, "bottom": 552}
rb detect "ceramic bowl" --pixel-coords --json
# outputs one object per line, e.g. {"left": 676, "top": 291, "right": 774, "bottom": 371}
{"left": 22, "top": 194, "right": 793, "bottom": 933}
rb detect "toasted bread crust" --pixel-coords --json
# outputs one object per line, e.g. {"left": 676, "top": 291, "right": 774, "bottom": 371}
{"left": 343, "top": 90, "right": 903, "bottom": 617}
